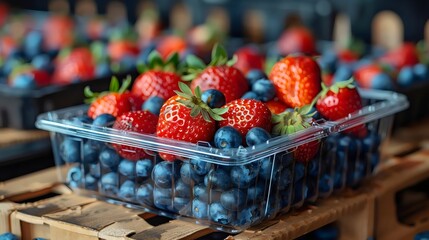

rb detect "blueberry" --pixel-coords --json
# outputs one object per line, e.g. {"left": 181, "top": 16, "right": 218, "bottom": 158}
{"left": 241, "top": 91, "right": 260, "bottom": 100}
{"left": 201, "top": 89, "right": 226, "bottom": 108}
{"left": 318, "top": 50, "right": 337, "bottom": 73}
{"left": 60, "top": 137, "right": 81, "bottom": 163}
{"left": 192, "top": 199, "right": 208, "bottom": 219}
{"left": 190, "top": 157, "right": 212, "bottom": 175}
{"left": 118, "top": 159, "right": 136, "bottom": 178}
{"left": 362, "top": 133, "right": 381, "bottom": 153}
{"left": 84, "top": 173, "right": 98, "bottom": 190}
{"left": 278, "top": 168, "right": 292, "bottom": 190}
{"left": 414, "top": 231, "right": 429, "bottom": 240}
{"left": 173, "top": 197, "right": 190, "bottom": 212}
{"left": 92, "top": 113, "right": 116, "bottom": 128}
{"left": 252, "top": 79, "right": 276, "bottom": 102}
{"left": 193, "top": 184, "right": 209, "bottom": 201}
{"left": 397, "top": 66, "right": 415, "bottom": 87}
{"left": 137, "top": 43, "right": 156, "bottom": 66}
{"left": 142, "top": 96, "right": 165, "bottom": 116}
{"left": 246, "top": 127, "right": 271, "bottom": 146}
{"left": 292, "top": 180, "right": 308, "bottom": 205}
{"left": 71, "top": 115, "right": 93, "bottom": 126}
{"left": 153, "top": 186, "right": 173, "bottom": 211}
{"left": 119, "top": 180, "right": 136, "bottom": 200}
{"left": 230, "top": 163, "right": 259, "bottom": 188}
{"left": 259, "top": 157, "right": 276, "bottom": 180}
{"left": 308, "top": 159, "right": 320, "bottom": 177}
{"left": 23, "top": 30, "right": 43, "bottom": 58}
{"left": 180, "top": 162, "right": 204, "bottom": 185}
{"left": 352, "top": 161, "right": 367, "bottom": 183}
{"left": 333, "top": 64, "right": 353, "bottom": 83}
{"left": 294, "top": 162, "right": 305, "bottom": 182}
{"left": 335, "top": 151, "right": 348, "bottom": 171}
{"left": 32, "top": 54, "right": 53, "bottom": 72}
{"left": 319, "top": 174, "right": 333, "bottom": 194}
{"left": 370, "top": 73, "right": 394, "bottom": 90}
{"left": 99, "top": 147, "right": 121, "bottom": 169}
{"left": 220, "top": 189, "right": 246, "bottom": 211}
{"left": 175, "top": 179, "right": 191, "bottom": 198}
{"left": 414, "top": 63, "right": 429, "bottom": 81}
{"left": 204, "top": 168, "right": 231, "bottom": 190}
{"left": 333, "top": 170, "right": 344, "bottom": 189}
{"left": 235, "top": 205, "right": 261, "bottom": 226}
{"left": 136, "top": 159, "right": 153, "bottom": 178}
{"left": 136, "top": 182, "right": 154, "bottom": 206}
{"left": 0, "top": 232, "right": 19, "bottom": 240}
{"left": 83, "top": 140, "right": 101, "bottom": 164}
{"left": 89, "top": 164, "right": 101, "bottom": 178}
{"left": 247, "top": 183, "right": 265, "bottom": 203}
{"left": 152, "top": 161, "right": 180, "bottom": 188}
{"left": 11, "top": 74, "right": 37, "bottom": 89}
{"left": 214, "top": 126, "right": 242, "bottom": 149}
{"left": 209, "top": 202, "right": 234, "bottom": 225}
{"left": 101, "top": 172, "right": 119, "bottom": 195}
{"left": 246, "top": 69, "right": 267, "bottom": 86}
{"left": 95, "top": 62, "right": 112, "bottom": 77}
{"left": 278, "top": 152, "right": 294, "bottom": 167}
{"left": 67, "top": 166, "right": 82, "bottom": 187}
{"left": 337, "top": 135, "right": 359, "bottom": 158}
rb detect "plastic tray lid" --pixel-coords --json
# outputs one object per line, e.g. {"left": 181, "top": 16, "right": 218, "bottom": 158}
{"left": 36, "top": 88, "right": 409, "bottom": 166}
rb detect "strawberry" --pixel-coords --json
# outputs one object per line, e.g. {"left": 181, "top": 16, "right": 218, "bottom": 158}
{"left": 107, "top": 40, "right": 140, "bottom": 62}
{"left": 112, "top": 110, "right": 158, "bottom": 160}
{"left": 132, "top": 51, "right": 183, "bottom": 102}
{"left": 52, "top": 48, "right": 95, "bottom": 84}
{"left": 265, "top": 98, "right": 289, "bottom": 114}
{"left": 85, "top": 76, "right": 134, "bottom": 119}
{"left": 321, "top": 72, "right": 334, "bottom": 87}
{"left": 156, "top": 35, "right": 188, "bottom": 60}
{"left": 185, "top": 44, "right": 249, "bottom": 103}
{"left": 353, "top": 63, "right": 395, "bottom": 90}
{"left": 315, "top": 79, "right": 367, "bottom": 137}
{"left": 42, "top": 15, "right": 74, "bottom": 50}
{"left": 277, "top": 26, "right": 317, "bottom": 56}
{"left": 337, "top": 49, "right": 359, "bottom": 63}
{"left": 272, "top": 106, "right": 320, "bottom": 163}
{"left": 233, "top": 46, "right": 265, "bottom": 75}
{"left": 0, "top": 36, "right": 16, "bottom": 59}
{"left": 156, "top": 82, "right": 227, "bottom": 161}
{"left": 378, "top": 43, "right": 419, "bottom": 70}
{"left": 218, "top": 98, "right": 272, "bottom": 137}
{"left": 269, "top": 55, "right": 322, "bottom": 108}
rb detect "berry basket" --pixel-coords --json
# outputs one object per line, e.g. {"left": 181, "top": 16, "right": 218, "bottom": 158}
{"left": 35, "top": 88, "right": 408, "bottom": 233}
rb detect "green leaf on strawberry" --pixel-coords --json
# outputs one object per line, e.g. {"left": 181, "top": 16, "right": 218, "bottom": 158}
{"left": 136, "top": 50, "right": 182, "bottom": 75}
{"left": 84, "top": 75, "right": 132, "bottom": 104}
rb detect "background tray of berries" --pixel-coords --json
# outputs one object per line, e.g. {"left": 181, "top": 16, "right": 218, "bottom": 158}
{"left": 34, "top": 81, "right": 408, "bottom": 233}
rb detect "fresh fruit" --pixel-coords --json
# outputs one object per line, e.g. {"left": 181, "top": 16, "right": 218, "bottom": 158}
{"left": 100, "top": 172, "right": 119, "bottom": 195}
{"left": 132, "top": 51, "right": 183, "bottom": 102}
{"left": 218, "top": 98, "right": 272, "bottom": 137}
{"left": 245, "top": 127, "right": 271, "bottom": 146}
{"left": 397, "top": 66, "right": 415, "bottom": 87}
{"left": 220, "top": 189, "right": 246, "bottom": 211}
{"left": 185, "top": 44, "right": 249, "bottom": 103}
{"left": 246, "top": 69, "right": 267, "bottom": 86}
{"left": 59, "top": 137, "right": 81, "bottom": 163}
{"left": 180, "top": 162, "right": 204, "bottom": 185}
{"left": 353, "top": 64, "right": 394, "bottom": 90}
{"left": 214, "top": 126, "right": 243, "bottom": 149}
{"left": 92, "top": 113, "right": 116, "bottom": 127}
{"left": 252, "top": 79, "right": 276, "bottom": 102}
{"left": 269, "top": 55, "right": 322, "bottom": 108}
{"left": 136, "top": 182, "right": 154, "bottom": 205}
{"left": 118, "top": 159, "right": 136, "bottom": 178}
{"left": 107, "top": 40, "right": 140, "bottom": 62}
{"left": 42, "top": 15, "right": 74, "bottom": 50}
{"left": 112, "top": 110, "right": 158, "bottom": 160}
{"left": 152, "top": 161, "right": 180, "bottom": 188}
{"left": 230, "top": 163, "right": 259, "bottom": 188}
{"left": 209, "top": 202, "right": 234, "bottom": 225}
{"left": 156, "top": 35, "right": 188, "bottom": 60}
{"left": 136, "top": 159, "right": 154, "bottom": 178}
{"left": 192, "top": 198, "right": 208, "bottom": 219}
{"left": 9, "top": 68, "right": 51, "bottom": 89}
{"left": 271, "top": 106, "right": 320, "bottom": 162}
{"left": 264, "top": 98, "right": 288, "bottom": 114}
{"left": 118, "top": 180, "right": 136, "bottom": 200}
{"left": 142, "top": 95, "right": 165, "bottom": 115}
{"left": 233, "top": 46, "right": 265, "bottom": 75}
{"left": 52, "top": 47, "right": 95, "bottom": 84}
{"left": 204, "top": 168, "right": 231, "bottom": 190}
{"left": 99, "top": 147, "right": 121, "bottom": 169}
{"left": 241, "top": 91, "right": 260, "bottom": 100}
{"left": 156, "top": 82, "right": 227, "bottom": 161}
{"left": 85, "top": 76, "right": 134, "bottom": 119}
{"left": 379, "top": 43, "right": 419, "bottom": 70}
{"left": 277, "top": 26, "right": 317, "bottom": 56}
{"left": 201, "top": 89, "right": 226, "bottom": 108}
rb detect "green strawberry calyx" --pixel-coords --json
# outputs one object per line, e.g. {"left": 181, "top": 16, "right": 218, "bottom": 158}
{"left": 174, "top": 82, "right": 228, "bottom": 122}
{"left": 318, "top": 78, "right": 356, "bottom": 99}
{"left": 84, "top": 75, "right": 132, "bottom": 104}
{"left": 271, "top": 105, "right": 316, "bottom": 136}
{"left": 136, "top": 51, "right": 182, "bottom": 75}
{"left": 182, "top": 43, "right": 237, "bottom": 81}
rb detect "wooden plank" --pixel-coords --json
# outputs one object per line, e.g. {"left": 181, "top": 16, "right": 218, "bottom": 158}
{"left": 98, "top": 215, "right": 154, "bottom": 240}
{"left": 0, "top": 128, "right": 49, "bottom": 148}
{"left": 129, "top": 220, "right": 213, "bottom": 240}
{"left": 0, "top": 201, "right": 19, "bottom": 232}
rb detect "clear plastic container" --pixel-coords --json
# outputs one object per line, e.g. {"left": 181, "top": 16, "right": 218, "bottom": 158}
{"left": 36, "top": 88, "right": 408, "bottom": 233}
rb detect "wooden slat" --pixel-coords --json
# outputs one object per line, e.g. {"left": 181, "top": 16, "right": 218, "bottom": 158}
{"left": 0, "top": 128, "right": 49, "bottom": 148}
{"left": 98, "top": 215, "right": 154, "bottom": 240}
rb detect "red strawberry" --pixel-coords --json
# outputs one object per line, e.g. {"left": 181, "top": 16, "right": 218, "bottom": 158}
{"left": 185, "top": 44, "right": 249, "bottom": 103}
{"left": 112, "top": 110, "right": 158, "bottom": 160}
{"left": 156, "top": 83, "right": 225, "bottom": 161}
{"left": 85, "top": 76, "right": 134, "bottom": 119}
{"left": 107, "top": 40, "right": 140, "bottom": 62}
{"left": 156, "top": 35, "right": 187, "bottom": 60}
{"left": 218, "top": 98, "right": 272, "bottom": 137}
{"left": 265, "top": 98, "right": 289, "bottom": 114}
{"left": 315, "top": 79, "right": 367, "bottom": 137}
{"left": 0, "top": 36, "right": 16, "bottom": 59}
{"left": 378, "top": 43, "right": 419, "bottom": 70}
{"left": 233, "top": 46, "right": 265, "bottom": 75}
{"left": 353, "top": 64, "right": 383, "bottom": 89}
{"left": 42, "top": 15, "right": 74, "bottom": 50}
{"left": 52, "top": 48, "right": 95, "bottom": 84}
{"left": 277, "top": 26, "right": 317, "bottom": 56}
{"left": 337, "top": 49, "right": 359, "bottom": 63}
{"left": 132, "top": 51, "right": 182, "bottom": 102}
{"left": 269, "top": 55, "right": 322, "bottom": 108}
{"left": 272, "top": 106, "right": 320, "bottom": 163}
